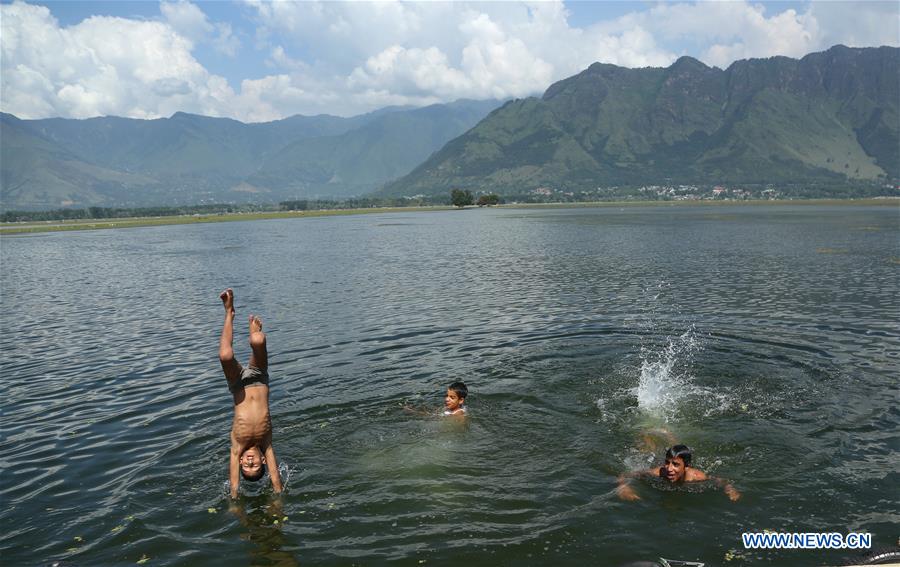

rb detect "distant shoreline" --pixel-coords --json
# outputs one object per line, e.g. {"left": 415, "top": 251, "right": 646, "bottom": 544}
{"left": 2, "top": 198, "right": 897, "bottom": 235}
{"left": 495, "top": 197, "right": 900, "bottom": 210}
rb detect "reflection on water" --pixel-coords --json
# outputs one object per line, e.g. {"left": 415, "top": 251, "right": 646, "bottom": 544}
{"left": 1, "top": 205, "right": 898, "bottom": 566}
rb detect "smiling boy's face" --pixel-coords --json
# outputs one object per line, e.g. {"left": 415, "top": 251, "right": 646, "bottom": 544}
{"left": 240, "top": 446, "right": 266, "bottom": 480}
{"left": 444, "top": 389, "right": 464, "bottom": 412}
{"left": 661, "top": 456, "right": 687, "bottom": 483}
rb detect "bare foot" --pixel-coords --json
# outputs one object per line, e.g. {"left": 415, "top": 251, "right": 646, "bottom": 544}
{"left": 617, "top": 484, "right": 641, "bottom": 501}
{"left": 249, "top": 314, "right": 263, "bottom": 334}
{"left": 220, "top": 288, "right": 235, "bottom": 315}
{"left": 725, "top": 484, "right": 742, "bottom": 502}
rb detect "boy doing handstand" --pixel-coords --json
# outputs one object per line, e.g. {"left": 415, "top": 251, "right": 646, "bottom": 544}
{"left": 219, "top": 288, "right": 282, "bottom": 498}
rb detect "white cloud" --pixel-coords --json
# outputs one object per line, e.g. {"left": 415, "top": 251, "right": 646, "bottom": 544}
{"left": 594, "top": 0, "right": 895, "bottom": 69}
{"left": 349, "top": 45, "right": 471, "bottom": 96}
{"left": 211, "top": 22, "right": 240, "bottom": 57}
{"left": 246, "top": 0, "right": 435, "bottom": 65}
{"left": 246, "top": 1, "right": 677, "bottom": 113}
{"left": 267, "top": 45, "right": 309, "bottom": 72}
{"left": 806, "top": 1, "right": 900, "bottom": 49}
{"left": 345, "top": 9, "right": 558, "bottom": 101}
{"left": 650, "top": 2, "right": 818, "bottom": 67}
{"left": 239, "top": 0, "right": 897, "bottom": 117}
{"left": 160, "top": 0, "right": 211, "bottom": 46}
{"left": 0, "top": 1, "right": 233, "bottom": 119}
{"left": 161, "top": 0, "right": 239, "bottom": 56}
{"left": 1, "top": 0, "right": 896, "bottom": 121}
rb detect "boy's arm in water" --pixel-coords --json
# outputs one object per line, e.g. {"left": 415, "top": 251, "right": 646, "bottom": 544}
{"left": 712, "top": 476, "right": 741, "bottom": 501}
{"left": 686, "top": 467, "right": 740, "bottom": 500}
{"left": 616, "top": 470, "right": 654, "bottom": 501}
{"left": 229, "top": 433, "right": 242, "bottom": 499}
{"left": 402, "top": 403, "right": 433, "bottom": 416}
{"left": 684, "top": 466, "right": 708, "bottom": 481}
{"left": 265, "top": 442, "right": 283, "bottom": 493}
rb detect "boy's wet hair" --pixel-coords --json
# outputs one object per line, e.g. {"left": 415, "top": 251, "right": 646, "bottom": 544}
{"left": 240, "top": 463, "right": 267, "bottom": 482}
{"left": 448, "top": 381, "right": 468, "bottom": 400}
{"left": 665, "top": 444, "right": 693, "bottom": 467}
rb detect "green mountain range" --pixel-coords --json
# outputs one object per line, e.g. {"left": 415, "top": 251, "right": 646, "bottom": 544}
{"left": 0, "top": 100, "right": 499, "bottom": 210}
{"left": 380, "top": 45, "right": 898, "bottom": 198}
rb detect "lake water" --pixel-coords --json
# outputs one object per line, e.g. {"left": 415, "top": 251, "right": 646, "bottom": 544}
{"left": 1, "top": 204, "right": 898, "bottom": 566}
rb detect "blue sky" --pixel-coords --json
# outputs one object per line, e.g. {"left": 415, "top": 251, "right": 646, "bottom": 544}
{"left": 2, "top": 1, "right": 897, "bottom": 122}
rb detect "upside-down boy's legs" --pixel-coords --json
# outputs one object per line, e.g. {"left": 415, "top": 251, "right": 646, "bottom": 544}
{"left": 248, "top": 314, "right": 267, "bottom": 371}
{"left": 219, "top": 289, "right": 242, "bottom": 384}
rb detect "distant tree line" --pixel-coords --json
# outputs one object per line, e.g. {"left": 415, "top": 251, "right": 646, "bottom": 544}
{"left": 2, "top": 183, "right": 894, "bottom": 223}
{"left": 2, "top": 197, "right": 444, "bottom": 222}
{"left": 775, "top": 184, "right": 899, "bottom": 199}
{"left": 277, "top": 196, "right": 443, "bottom": 211}
{"left": 0, "top": 204, "right": 264, "bottom": 223}
{"left": 450, "top": 189, "right": 473, "bottom": 208}
{"left": 477, "top": 194, "right": 501, "bottom": 206}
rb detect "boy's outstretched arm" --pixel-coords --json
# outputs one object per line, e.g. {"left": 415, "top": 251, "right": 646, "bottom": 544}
{"left": 265, "top": 444, "right": 282, "bottom": 493}
{"left": 616, "top": 470, "right": 652, "bottom": 501}
{"left": 402, "top": 404, "right": 432, "bottom": 416}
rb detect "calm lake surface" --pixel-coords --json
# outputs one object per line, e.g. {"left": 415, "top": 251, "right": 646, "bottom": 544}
{"left": 1, "top": 204, "right": 898, "bottom": 566}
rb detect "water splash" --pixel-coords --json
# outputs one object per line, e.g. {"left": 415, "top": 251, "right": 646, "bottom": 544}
{"left": 276, "top": 461, "right": 293, "bottom": 491}
{"left": 635, "top": 327, "right": 701, "bottom": 420}
{"left": 220, "top": 461, "right": 293, "bottom": 498}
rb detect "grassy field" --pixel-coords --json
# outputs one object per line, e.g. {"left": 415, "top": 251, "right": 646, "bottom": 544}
{"left": 0, "top": 207, "right": 451, "bottom": 235}
{"left": 2, "top": 199, "right": 897, "bottom": 235}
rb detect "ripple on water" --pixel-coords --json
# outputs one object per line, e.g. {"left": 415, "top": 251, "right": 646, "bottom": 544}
{"left": 1, "top": 206, "right": 898, "bottom": 566}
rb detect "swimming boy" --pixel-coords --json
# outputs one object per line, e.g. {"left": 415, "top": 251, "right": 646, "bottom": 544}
{"left": 617, "top": 444, "right": 740, "bottom": 501}
{"left": 444, "top": 381, "right": 468, "bottom": 416}
{"left": 218, "top": 288, "right": 282, "bottom": 498}
{"left": 404, "top": 381, "right": 469, "bottom": 417}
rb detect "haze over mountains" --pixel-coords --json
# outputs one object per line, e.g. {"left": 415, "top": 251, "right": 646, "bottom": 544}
{"left": 0, "top": 100, "right": 500, "bottom": 210}
{"left": 1, "top": 45, "right": 897, "bottom": 211}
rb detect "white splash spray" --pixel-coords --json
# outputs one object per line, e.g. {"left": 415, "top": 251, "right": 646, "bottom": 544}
{"left": 635, "top": 327, "right": 700, "bottom": 420}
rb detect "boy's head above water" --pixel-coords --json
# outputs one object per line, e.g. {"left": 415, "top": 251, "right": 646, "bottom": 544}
{"left": 239, "top": 446, "right": 268, "bottom": 482}
{"left": 662, "top": 444, "right": 692, "bottom": 483}
{"left": 445, "top": 381, "right": 468, "bottom": 413}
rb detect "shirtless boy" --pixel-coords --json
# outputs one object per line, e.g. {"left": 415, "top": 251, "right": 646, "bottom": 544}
{"left": 218, "top": 288, "right": 282, "bottom": 498}
{"left": 617, "top": 444, "right": 740, "bottom": 501}
{"left": 443, "top": 381, "right": 468, "bottom": 416}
